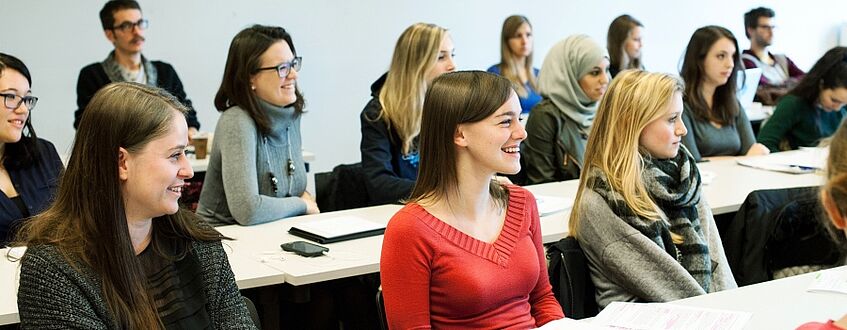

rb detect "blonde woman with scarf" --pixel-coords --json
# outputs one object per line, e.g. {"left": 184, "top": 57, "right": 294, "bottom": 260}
{"left": 522, "top": 35, "right": 610, "bottom": 184}
{"left": 570, "top": 70, "right": 736, "bottom": 310}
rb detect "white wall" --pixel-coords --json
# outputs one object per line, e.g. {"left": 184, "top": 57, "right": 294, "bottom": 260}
{"left": 2, "top": 0, "right": 845, "bottom": 174}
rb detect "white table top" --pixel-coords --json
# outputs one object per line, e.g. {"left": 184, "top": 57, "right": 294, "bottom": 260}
{"left": 671, "top": 266, "right": 847, "bottom": 329}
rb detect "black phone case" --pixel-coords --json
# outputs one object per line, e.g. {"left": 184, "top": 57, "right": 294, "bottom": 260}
{"left": 280, "top": 241, "right": 328, "bottom": 257}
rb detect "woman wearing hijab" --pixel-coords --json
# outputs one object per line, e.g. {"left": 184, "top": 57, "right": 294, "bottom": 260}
{"left": 522, "top": 35, "right": 610, "bottom": 184}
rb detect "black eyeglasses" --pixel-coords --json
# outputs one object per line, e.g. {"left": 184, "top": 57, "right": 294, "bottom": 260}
{"left": 112, "top": 19, "right": 149, "bottom": 33}
{"left": 255, "top": 57, "right": 302, "bottom": 78}
{"left": 756, "top": 24, "right": 776, "bottom": 30}
{"left": 1, "top": 93, "right": 38, "bottom": 111}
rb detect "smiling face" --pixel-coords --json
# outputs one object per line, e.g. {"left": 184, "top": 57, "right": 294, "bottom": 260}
{"left": 702, "top": 37, "right": 736, "bottom": 87}
{"left": 0, "top": 68, "right": 31, "bottom": 144}
{"left": 578, "top": 58, "right": 611, "bottom": 102}
{"left": 424, "top": 34, "right": 457, "bottom": 85}
{"left": 507, "top": 22, "right": 533, "bottom": 59}
{"left": 455, "top": 92, "right": 527, "bottom": 175}
{"left": 639, "top": 91, "right": 687, "bottom": 159}
{"left": 105, "top": 9, "right": 145, "bottom": 56}
{"left": 250, "top": 40, "right": 299, "bottom": 107}
{"left": 119, "top": 110, "right": 194, "bottom": 222}
{"left": 819, "top": 87, "right": 847, "bottom": 112}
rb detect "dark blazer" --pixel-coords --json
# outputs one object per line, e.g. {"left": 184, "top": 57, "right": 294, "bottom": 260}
{"left": 74, "top": 61, "right": 200, "bottom": 129}
{"left": 0, "top": 138, "right": 63, "bottom": 245}
{"left": 359, "top": 73, "right": 418, "bottom": 205}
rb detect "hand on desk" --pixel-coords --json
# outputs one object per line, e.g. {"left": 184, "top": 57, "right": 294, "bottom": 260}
{"left": 301, "top": 191, "right": 320, "bottom": 215}
{"left": 745, "top": 143, "right": 770, "bottom": 156}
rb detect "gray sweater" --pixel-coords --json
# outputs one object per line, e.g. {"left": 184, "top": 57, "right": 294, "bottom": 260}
{"left": 17, "top": 240, "right": 256, "bottom": 329}
{"left": 680, "top": 102, "right": 756, "bottom": 161}
{"left": 197, "top": 101, "right": 308, "bottom": 226}
{"left": 575, "top": 189, "right": 737, "bottom": 309}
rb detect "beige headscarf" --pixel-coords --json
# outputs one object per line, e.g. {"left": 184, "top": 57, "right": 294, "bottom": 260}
{"left": 538, "top": 34, "right": 609, "bottom": 129}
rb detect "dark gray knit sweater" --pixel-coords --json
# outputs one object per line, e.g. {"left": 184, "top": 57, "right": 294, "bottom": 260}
{"left": 17, "top": 240, "right": 257, "bottom": 329}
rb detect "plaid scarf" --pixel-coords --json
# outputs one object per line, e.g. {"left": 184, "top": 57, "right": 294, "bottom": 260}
{"left": 589, "top": 147, "right": 712, "bottom": 291}
{"left": 100, "top": 51, "right": 158, "bottom": 87}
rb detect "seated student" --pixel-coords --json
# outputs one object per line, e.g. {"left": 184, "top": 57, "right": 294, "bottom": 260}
{"left": 197, "top": 25, "right": 318, "bottom": 226}
{"left": 742, "top": 7, "right": 805, "bottom": 105}
{"left": 607, "top": 14, "right": 645, "bottom": 79}
{"left": 679, "top": 26, "right": 769, "bottom": 161}
{"left": 0, "top": 53, "right": 63, "bottom": 246}
{"left": 381, "top": 71, "right": 564, "bottom": 328}
{"left": 797, "top": 121, "right": 847, "bottom": 330}
{"left": 14, "top": 82, "right": 255, "bottom": 328}
{"left": 487, "top": 15, "right": 541, "bottom": 114}
{"left": 361, "top": 23, "right": 455, "bottom": 205}
{"left": 523, "top": 34, "right": 609, "bottom": 184}
{"left": 757, "top": 47, "right": 847, "bottom": 152}
{"left": 571, "top": 70, "right": 737, "bottom": 310}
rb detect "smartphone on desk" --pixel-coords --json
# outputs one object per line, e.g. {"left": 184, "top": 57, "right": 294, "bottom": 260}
{"left": 281, "top": 241, "right": 329, "bottom": 257}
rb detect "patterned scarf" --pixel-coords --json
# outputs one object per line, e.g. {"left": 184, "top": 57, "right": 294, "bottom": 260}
{"left": 589, "top": 147, "right": 712, "bottom": 291}
{"left": 101, "top": 51, "right": 158, "bottom": 87}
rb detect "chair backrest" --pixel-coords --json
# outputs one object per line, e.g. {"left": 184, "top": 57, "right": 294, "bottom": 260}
{"left": 546, "top": 236, "right": 598, "bottom": 319}
{"left": 725, "top": 186, "right": 842, "bottom": 286}
{"left": 315, "top": 163, "right": 370, "bottom": 212}
{"left": 242, "top": 296, "right": 262, "bottom": 329}
{"left": 376, "top": 287, "right": 388, "bottom": 330}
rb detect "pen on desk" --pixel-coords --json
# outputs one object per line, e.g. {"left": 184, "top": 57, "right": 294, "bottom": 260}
{"left": 789, "top": 165, "right": 816, "bottom": 171}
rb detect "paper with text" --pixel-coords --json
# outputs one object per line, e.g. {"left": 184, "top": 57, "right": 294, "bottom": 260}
{"left": 807, "top": 268, "right": 847, "bottom": 295}
{"left": 592, "top": 302, "right": 751, "bottom": 330}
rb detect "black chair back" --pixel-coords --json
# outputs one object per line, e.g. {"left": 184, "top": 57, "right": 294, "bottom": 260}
{"left": 546, "top": 236, "right": 598, "bottom": 319}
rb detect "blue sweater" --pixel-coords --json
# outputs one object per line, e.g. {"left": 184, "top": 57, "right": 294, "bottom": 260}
{"left": 1, "top": 138, "right": 63, "bottom": 246}
{"left": 487, "top": 65, "right": 542, "bottom": 114}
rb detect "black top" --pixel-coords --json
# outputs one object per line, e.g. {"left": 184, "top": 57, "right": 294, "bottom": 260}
{"left": 359, "top": 73, "right": 419, "bottom": 205}
{"left": 0, "top": 139, "right": 63, "bottom": 246}
{"left": 74, "top": 60, "right": 201, "bottom": 129}
{"left": 138, "top": 234, "right": 212, "bottom": 329}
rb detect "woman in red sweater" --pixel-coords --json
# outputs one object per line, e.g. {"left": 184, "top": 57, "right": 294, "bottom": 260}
{"left": 380, "top": 71, "right": 564, "bottom": 329}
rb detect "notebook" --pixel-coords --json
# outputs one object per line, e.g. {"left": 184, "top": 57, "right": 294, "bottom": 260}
{"left": 736, "top": 68, "right": 762, "bottom": 109}
{"left": 288, "top": 216, "right": 386, "bottom": 244}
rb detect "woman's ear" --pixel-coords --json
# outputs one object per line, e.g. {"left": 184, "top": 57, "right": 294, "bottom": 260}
{"left": 821, "top": 190, "right": 846, "bottom": 229}
{"left": 454, "top": 124, "right": 469, "bottom": 147}
{"left": 118, "top": 147, "right": 130, "bottom": 181}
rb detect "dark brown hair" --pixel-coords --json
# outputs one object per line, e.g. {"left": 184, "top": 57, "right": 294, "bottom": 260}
{"left": 743, "top": 7, "right": 775, "bottom": 39}
{"left": 14, "top": 82, "right": 223, "bottom": 329}
{"left": 789, "top": 47, "right": 847, "bottom": 105}
{"left": 99, "top": 0, "right": 141, "bottom": 30}
{"left": 0, "top": 52, "right": 41, "bottom": 169}
{"left": 215, "top": 25, "right": 305, "bottom": 136}
{"left": 680, "top": 25, "right": 741, "bottom": 125}
{"left": 409, "top": 71, "right": 512, "bottom": 207}
{"left": 607, "top": 14, "right": 644, "bottom": 72}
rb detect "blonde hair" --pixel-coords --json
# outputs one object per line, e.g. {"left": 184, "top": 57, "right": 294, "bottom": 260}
{"left": 570, "top": 70, "right": 684, "bottom": 237}
{"left": 497, "top": 15, "right": 537, "bottom": 97}
{"left": 379, "top": 23, "right": 447, "bottom": 155}
{"left": 823, "top": 120, "right": 847, "bottom": 223}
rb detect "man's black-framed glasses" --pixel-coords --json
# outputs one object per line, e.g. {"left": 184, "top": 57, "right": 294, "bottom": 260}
{"left": 255, "top": 57, "right": 302, "bottom": 78}
{"left": 112, "top": 19, "right": 149, "bottom": 33}
{"left": 1, "top": 93, "right": 38, "bottom": 111}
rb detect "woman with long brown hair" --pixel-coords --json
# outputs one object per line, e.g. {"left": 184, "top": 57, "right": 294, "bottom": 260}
{"left": 14, "top": 83, "right": 255, "bottom": 329}
{"left": 380, "top": 71, "right": 563, "bottom": 328}
{"left": 487, "top": 15, "right": 541, "bottom": 114}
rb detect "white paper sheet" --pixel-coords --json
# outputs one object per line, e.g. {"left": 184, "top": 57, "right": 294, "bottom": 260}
{"left": 592, "top": 302, "right": 752, "bottom": 330}
{"left": 737, "top": 147, "right": 828, "bottom": 174}
{"left": 807, "top": 268, "right": 847, "bottom": 295}
{"left": 536, "top": 195, "right": 574, "bottom": 216}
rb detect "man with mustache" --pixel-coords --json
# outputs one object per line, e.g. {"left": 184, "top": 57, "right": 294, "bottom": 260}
{"left": 74, "top": 0, "right": 200, "bottom": 135}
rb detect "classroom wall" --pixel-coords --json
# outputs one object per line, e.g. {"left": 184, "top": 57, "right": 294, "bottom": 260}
{"left": 2, "top": 0, "right": 845, "bottom": 175}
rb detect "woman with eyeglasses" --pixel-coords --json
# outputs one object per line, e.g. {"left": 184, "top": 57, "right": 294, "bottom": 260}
{"left": 197, "top": 25, "right": 318, "bottom": 226}
{"left": 360, "top": 22, "right": 456, "bottom": 206}
{"left": 0, "top": 53, "right": 63, "bottom": 246}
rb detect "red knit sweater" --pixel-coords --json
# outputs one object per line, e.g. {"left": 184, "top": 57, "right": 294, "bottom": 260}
{"left": 380, "top": 185, "right": 564, "bottom": 329}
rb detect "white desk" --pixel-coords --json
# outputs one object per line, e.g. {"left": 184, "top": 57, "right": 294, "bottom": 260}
{"left": 671, "top": 266, "right": 847, "bottom": 329}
